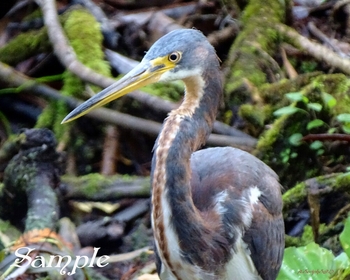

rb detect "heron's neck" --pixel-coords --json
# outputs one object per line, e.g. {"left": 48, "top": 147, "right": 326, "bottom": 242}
{"left": 151, "top": 69, "right": 222, "bottom": 276}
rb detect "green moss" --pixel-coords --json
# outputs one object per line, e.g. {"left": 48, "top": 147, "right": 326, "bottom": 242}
{"left": 0, "top": 219, "right": 21, "bottom": 247}
{"left": 334, "top": 173, "right": 350, "bottom": 193}
{"left": 36, "top": 8, "right": 111, "bottom": 142}
{"left": 1, "top": 130, "right": 59, "bottom": 231}
{"left": 238, "top": 104, "right": 269, "bottom": 135}
{"left": 64, "top": 9, "right": 110, "bottom": 80}
{"left": 284, "top": 235, "right": 300, "bottom": 247}
{"left": 285, "top": 224, "right": 328, "bottom": 247}
{"left": 253, "top": 74, "right": 350, "bottom": 187}
{"left": 63, "top": 173, "right": 114, "bottom": 197}
{"left": 283, "top": 172, "right": 350, "bottom": 221}
{"left": 259, "top": 72, "right": 322, "bottom": 105}
{"left": 300, "top": 225, "right": 314, "bottom": 245}
{"left": 256, "top": 104, "right": 321, "bottom": 187}
{"left": 224, "top": 0, "right": 290, "bottom": 110}
{"left": 242, "top": 0, "right": 287, "bottom": 23}
{"left": 62, "top": 173, "right": 151, "bottom": 199}
{"left": 255, "top": 114, "right": 286, "bottom": 155}
{"left": 35, "top": 103, "right": 56, "bottom": 131}
{"left": 0, "top": 28, "right": 50, "bottom": 65}
{"left": 283, "top": 172, "right": 350, "bottom": 256}
{"left": 285, "top": 225, "right": 329, "bottom": 249}
{"left": 282, "top": 181, "right": 306, "bottom": 215}
{"left": 120, "top": 174, "right": 134, "bottom": 181}
{"left": 0, "top": 133, "right": 24, "bottom": 165}
{"left": 82, "top": 174, "right": 113, "bottom": 196}
{"left": 22, "top": 8, "right": 42, "bottom": 21}
{"left": 300, "top": 61, "right": 318, "bottom": 73}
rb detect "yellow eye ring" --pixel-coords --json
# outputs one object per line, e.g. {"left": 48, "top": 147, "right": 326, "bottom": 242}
{"left": 168, "top": 52, "right": 182, "bottom": 63}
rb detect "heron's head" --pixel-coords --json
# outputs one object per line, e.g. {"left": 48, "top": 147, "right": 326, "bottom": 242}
{"left": 62, "top": 29, "right": 219, "bottom": 123}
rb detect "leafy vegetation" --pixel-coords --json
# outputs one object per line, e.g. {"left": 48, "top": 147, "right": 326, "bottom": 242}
{"left": 278, "top": 216, "right": 350, "bottom": 280}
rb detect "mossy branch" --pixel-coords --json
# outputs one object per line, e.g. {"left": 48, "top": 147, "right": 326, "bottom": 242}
{"left": 283, "top": 173, "right": 350, "bottom": 219}
{"left": 224, "top": 0, "right": 288, "bottom": 107}
{"left": 0, "top": 129, "right": 61, "bottom": 232}
{"left": 61, "top": 174, "right": 151, "bottom": 201}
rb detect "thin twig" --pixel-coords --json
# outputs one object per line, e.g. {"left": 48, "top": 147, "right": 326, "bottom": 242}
{"left": 280, "top": 46, "right": 298, "bottom": 79}
{"left": 307, "top": 21, "right": 347, "bottom": 58}
{"left": 302, "top": 133, "right": 350, "bottom": 142}
{"left": 101, "top": 125, "right": 119, "bottom": 175}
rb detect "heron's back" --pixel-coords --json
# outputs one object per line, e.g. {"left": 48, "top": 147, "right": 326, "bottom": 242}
{"left": 189, "top": 147, "right": 284, "bottom": 280}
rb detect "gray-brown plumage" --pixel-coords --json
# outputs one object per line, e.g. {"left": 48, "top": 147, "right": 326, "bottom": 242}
{"left": 62, "top": 29, "right": 284, "bottom": 280}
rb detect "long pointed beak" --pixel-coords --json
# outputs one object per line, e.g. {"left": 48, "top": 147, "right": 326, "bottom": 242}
{"left": 61, "top": 57, "right": 172, "bottom": 123}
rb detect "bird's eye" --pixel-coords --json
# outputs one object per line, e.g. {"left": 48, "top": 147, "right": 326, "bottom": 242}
{"left": 168, "top": 52, "right": 181, "bottom": 63}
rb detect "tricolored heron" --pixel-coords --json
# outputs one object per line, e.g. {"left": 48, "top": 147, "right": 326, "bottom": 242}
{"left": 62, "top": 29, "right": 284, "bottom": 280}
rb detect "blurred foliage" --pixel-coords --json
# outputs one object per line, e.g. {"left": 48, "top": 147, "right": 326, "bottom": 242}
{"left": 278, "top": 216, "right": 350, "bottom": 280}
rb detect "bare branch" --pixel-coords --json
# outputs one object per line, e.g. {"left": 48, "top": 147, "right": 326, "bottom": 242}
{"left": 277, "top": 23, "right": 350, "bottom": 75}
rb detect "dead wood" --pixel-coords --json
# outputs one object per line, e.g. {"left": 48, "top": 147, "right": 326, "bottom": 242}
{"left": 277, "top": 23, "right": 350, "bottom": 75}
{"left": 76, "top": 199, "right": 149, "bottom": 247}
{"left": 101, "top": 125, "right": 119, "bottom": 175}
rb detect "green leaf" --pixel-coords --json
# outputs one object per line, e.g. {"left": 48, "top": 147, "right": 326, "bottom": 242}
{"left": 289, "top": 133, "right": 303, "bottom": 146}
{"left": 291, "top": 152, "right": 298, "bottom": 158}
{"left": 285, "top": 92, "right": 304, "bottom": 102}
{"left": 277, "top": 243, "right": 336, "bottom": 280}
{"left": 328, "top": 127, "right": 336, "bottom": 134}
{"left": 342, "top": 124, "right": 350, "bottom": 134}
{"left": 310, "top": 140, "right": 323, "bottom": 150}
{"left": 337, "top": 114, "right": 350, "bottom": 123}
{"left": 307, "top": 119, "right": 324, "bottom": 130}
{"left": 332, "top": 252, "right": 350, "bottom": 280}
{"left": 307, "top": 103, "right": 323, "bottom": 112}
{"left": 334, "top": 252, "right": 350, "bottom": 270}
{"left": 273, "top": 106, "right": 300, "bottom": 117}
{"left": 340, "top": 216, "right": 350, "bottom": 259}
{"left": 321, "top": 92, "right": 337, "bottom": 108}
